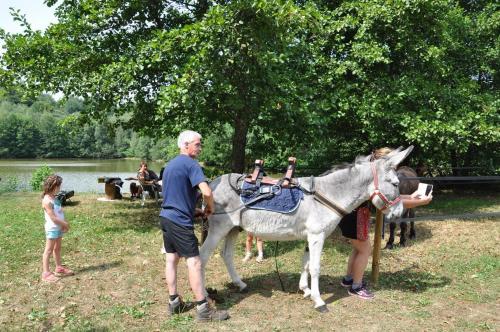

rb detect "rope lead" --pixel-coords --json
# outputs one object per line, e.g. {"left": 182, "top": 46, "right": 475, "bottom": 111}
{"left": 274, "top": 241, "right": 285, "bottom": 292}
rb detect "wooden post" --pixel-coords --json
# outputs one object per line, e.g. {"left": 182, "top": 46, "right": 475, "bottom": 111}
{"left": 371, "top": 209, "right": 383, "bottom": 285}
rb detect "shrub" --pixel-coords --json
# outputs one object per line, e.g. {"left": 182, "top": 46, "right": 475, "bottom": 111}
{"left": 30, "top": 165, "right": 54, "bottom": 191}
{"left": 0, "top": 176, "right": 19, "bottom": 193}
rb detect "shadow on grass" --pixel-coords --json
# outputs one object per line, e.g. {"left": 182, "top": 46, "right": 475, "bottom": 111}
{"left": 264, "top": 239, "right": 309, "bottom": 257}
{"left": 64, "top": 200, "right": 81, "bottom": 207}
{"left": 97, "top": 204, "right": 161, "bottom": 233}
{"left": 375, "top": 267, "right": 451, "bottom": 292}
{"left": 101, "top": 223, "right": 158, "bottom": 234}
{"left": 77, "top": 260, "right": 123, "bottom": 273}
{"left": 382, "top": 222, "right": 434, "bottom": 249}
{"left": 114, "top": 200, "right": 160, "bottom": 210}
{"left": 207, "top": 271, "right": 349, "bottom": 310}
{"left": 253, "top": 231, "right": 351, "bottom": 258}
{"left": 206, "top": 266, "right": 451, "bottom": 310}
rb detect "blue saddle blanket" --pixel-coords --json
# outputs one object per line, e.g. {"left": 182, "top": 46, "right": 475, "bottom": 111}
{"left": 240, "top": 181, "right": 304, "bottom": 213}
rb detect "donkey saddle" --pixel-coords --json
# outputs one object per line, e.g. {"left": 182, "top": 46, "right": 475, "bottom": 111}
{"left": 239, "top": 157, "right": 304, "bottom": 213}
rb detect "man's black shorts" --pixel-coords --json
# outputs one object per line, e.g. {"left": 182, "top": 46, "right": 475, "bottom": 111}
{"left": 160, "top": 216, "right": 199, "bottom": 258}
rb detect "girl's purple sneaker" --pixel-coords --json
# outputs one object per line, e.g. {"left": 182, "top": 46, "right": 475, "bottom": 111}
{"left": 348, "top": 286, "right": 374, "bottom": 300}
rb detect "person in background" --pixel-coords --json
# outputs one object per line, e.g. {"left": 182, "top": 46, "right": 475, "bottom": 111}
{"left": 137, "top": 161, "right": 159, "bottom": 183}
{"left": 242, "top": 233, "right": 264, "bottom": 263}
{"left": 130, "top": 161, "right": 162, "bottom": 199}
{"left": 41, "top": 175, "right": 74, "bottom": 282}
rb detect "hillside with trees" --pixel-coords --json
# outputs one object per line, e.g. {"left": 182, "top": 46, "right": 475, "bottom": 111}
{"left": 0, "top": 90, "right": 172, "bottom": 160}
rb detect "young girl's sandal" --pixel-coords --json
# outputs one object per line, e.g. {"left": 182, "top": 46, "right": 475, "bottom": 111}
{"left": 42, "top": 272, "right": 60, "bottom": 283}
{"left": 55, "top": 266, "right": 75, "bottom": 277}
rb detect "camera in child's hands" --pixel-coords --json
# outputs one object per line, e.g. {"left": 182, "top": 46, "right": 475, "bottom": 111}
{"left": 416, "top": 183, "right": 433, "bottom": 198}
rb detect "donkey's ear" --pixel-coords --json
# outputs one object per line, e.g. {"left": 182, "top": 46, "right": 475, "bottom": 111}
{"left": 356, "top": 154, "right": 372, "bottom": 163}
{"left": 388, "top": 146, "right": 414, "bottom": 167}
{"left": 387, "top": 146, "right": 403, "bottom": 157}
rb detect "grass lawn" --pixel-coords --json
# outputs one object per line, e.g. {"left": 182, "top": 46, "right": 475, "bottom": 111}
{"left": 0, "top": 191, "right": 498, "bottom": 331}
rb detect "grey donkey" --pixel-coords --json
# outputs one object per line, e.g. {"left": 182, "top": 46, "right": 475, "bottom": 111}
{"left": 199, "top": 147, "right": 414, "bottom": 312}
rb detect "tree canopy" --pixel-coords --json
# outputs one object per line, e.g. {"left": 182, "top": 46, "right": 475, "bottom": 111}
{"left": 1, "top": 0, "right": 498, "bottom": 173}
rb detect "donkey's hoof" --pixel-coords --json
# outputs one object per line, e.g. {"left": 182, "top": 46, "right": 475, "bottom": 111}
{"left": 384, "top": 243, "right": 394, "bottom": 250}
{"left": 409, "top": 233, "right": 416, "bottom": 240}
{"left": 239, "top": 286, "right": 249, "bottom": 293}
{"left": 206, "top": 287, "right": 218, "bottom": 295}
{"left": 315, "top": 305, "right": 329, "bottom": 313}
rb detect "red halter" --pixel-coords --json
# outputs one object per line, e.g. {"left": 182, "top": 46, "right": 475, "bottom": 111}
{"left": 369, "top": 162, "right": 401, "bottom": 211}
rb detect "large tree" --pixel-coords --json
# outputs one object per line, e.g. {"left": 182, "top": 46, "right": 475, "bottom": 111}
{"left": 1, "top": 0, "right": 498, "bottom": 173}
{"left": 1, "top": 0, "right": 322, "bottom": 172}
{"left": 146, "top": 1, "right": 322, "bottom": 171}
{"left": 296, "top": 0, "right": 499, "bottom": 172}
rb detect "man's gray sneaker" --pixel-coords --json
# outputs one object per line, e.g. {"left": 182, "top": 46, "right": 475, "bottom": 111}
{"left": 168, "top": 296, "right": 194, "bottom": 315}
{"left": 195, "top": 302, "right": 229, "bottom": 322}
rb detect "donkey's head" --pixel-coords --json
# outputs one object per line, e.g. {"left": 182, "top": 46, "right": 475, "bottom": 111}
{"left": 366, "top": 146, "right": 414, "bottom": 219}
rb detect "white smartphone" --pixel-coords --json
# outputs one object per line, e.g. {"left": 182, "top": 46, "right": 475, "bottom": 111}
{"left": 416, "top": 183, "right": 433, "bottom": 197}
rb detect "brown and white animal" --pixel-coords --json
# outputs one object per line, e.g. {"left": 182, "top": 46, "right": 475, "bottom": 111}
{"left": 385, "top": 166, "right": 419, "bottom": 249}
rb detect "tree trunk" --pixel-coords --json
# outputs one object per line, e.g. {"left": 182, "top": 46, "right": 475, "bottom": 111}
{"left": 231, "top": 114, "right": 249, "bottom": 173}
{"left": 193, "top": 0, "right": 211, "bottom": 20}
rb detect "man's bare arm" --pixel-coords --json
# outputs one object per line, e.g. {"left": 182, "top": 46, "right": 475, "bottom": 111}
{"left": 198, "top": 182, "right": 214, "bottom": 217}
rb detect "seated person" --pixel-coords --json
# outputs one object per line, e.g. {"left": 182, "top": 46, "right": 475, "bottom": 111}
{"left": 131, "top": 161, "right": 162, "bottom": 198}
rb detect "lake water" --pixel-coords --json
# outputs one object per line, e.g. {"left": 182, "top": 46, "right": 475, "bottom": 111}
{"left": 0, "top": 159, "right": 166, "bottom": 193}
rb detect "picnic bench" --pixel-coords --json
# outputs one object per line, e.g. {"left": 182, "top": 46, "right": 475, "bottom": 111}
{"left": 97, "top": 177, "right": 123, "bottom": 200}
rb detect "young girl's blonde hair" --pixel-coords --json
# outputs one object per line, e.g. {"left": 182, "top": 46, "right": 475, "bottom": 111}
{"left": 372, "top": 147, "right": 393, "bottom": 160}
{"left": 41, "top": 175, "right": 62, "bottom": 197}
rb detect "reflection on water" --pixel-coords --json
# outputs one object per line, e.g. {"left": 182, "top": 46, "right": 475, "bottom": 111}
{"left": 0, "top": 159, "right": 166, "bottom": 193}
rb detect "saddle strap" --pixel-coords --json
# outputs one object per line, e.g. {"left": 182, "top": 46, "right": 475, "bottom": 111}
{"left": 250, "top": 159, "right": 264, "bottom": 185}
{"left": 229, "top": 174, "right": 250, "bottom": 195}
{"left": 282, "top": 157, "right": 297, "bottom": 187}
{"left": 313, "top": 190, "right": 348, "bottom": 217}
{"left": 243, "top": 192, "right": 275, "bottom": 206}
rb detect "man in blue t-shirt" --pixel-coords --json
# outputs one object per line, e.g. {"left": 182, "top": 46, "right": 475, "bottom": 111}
{"left": 160, "top": 130, "right": 229, "bottom": 322}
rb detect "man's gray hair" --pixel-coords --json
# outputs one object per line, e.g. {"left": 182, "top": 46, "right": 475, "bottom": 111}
{"left": 177, "top": 130, "right": 202, "bottom": 148}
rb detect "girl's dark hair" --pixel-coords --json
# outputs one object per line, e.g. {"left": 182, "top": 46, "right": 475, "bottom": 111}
{"left": 138, "top": 160, "right": 148, "bottom": 171}
{"left": 41, "top": 175, "right": 62, "bottom": 197}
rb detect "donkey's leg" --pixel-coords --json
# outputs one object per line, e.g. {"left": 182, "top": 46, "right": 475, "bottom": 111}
{"left": 299, "top": 245, "right": 311, "bottom": 298}
{"left": 409, "top": 209, "right": 416, "bottom": 239}
{"left": 400, "top": 221, "right": 408, "bottom": 247}
{"left": 409, "top": 221, "right": 416, "bottom": 239}
{"left": 307, "top": 233, "right": 328, "bottom": 312}
{"left": 400, "top": 208, "right": 411, "bottom": 246}
{"left": 199, "top": 220, "right": 235, "bottom": 298}
{"left": 385, "top": 222, "right": 396, "bottom": 249}
{"left": 221, "top": 227, "right": 248, "bottom": 291}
